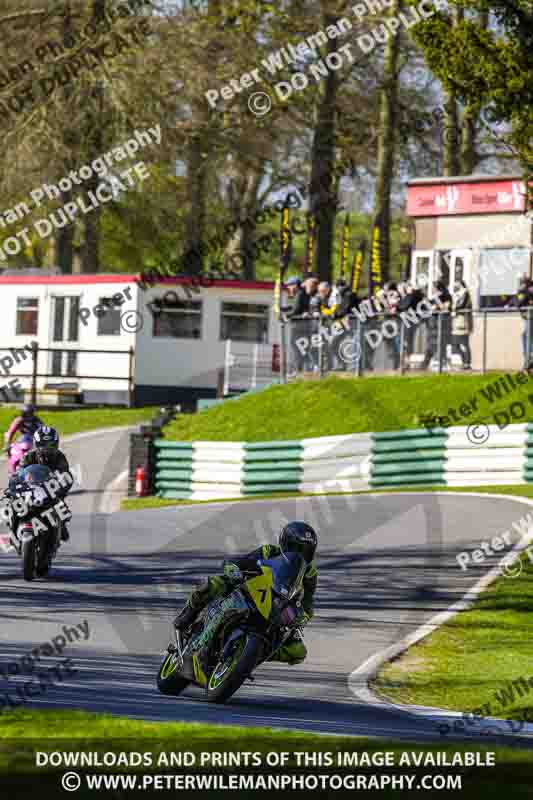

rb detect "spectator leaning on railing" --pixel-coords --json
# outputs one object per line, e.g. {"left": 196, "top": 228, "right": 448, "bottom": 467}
{"left": 421, "top": 280, "right": 452, "bottom": 371}
{"left": 382, "top": 281, "right": 401, "bottom": 371}
{"left": 284, "top": 274, "right": 318, "bottom": 372}
{"left": 509, "top": 275, "right": 533, "bottom": 369}
{"left": 397, "top": 280, "right": 424, "bottom": 371}
{"left": 451, "top": 280, "right": 473, "bottom": 370}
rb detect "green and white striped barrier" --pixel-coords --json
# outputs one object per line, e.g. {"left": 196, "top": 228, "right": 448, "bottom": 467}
{"left": 154, "top": 422, "right": 533, "bottom": 500}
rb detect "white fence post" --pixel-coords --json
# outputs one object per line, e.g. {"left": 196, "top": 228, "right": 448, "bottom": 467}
{"left": 223, "top": 339, "right": 231, "bottom": 396}
{"left": 251, "top": 343, "right": 258, "bottom": 389}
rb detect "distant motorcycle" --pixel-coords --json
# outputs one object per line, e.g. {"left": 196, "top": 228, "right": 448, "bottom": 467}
{"left": 7, "top": 435, "right": 33, "bottom": 474}
{"left": 157, "top": 551, "right": 307, "bottom": 704}
{"left": 2, "top": 464, "right": 71, "bottom": 581}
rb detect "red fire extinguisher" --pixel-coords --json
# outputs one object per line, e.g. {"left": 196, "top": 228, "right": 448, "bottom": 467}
{"left": 135, "top": 465, "right": 147, "bottom": 497}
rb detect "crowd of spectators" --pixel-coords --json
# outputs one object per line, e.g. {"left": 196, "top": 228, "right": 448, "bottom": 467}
{"left": 282, "top": 273, "right": 477, "bottom": 373}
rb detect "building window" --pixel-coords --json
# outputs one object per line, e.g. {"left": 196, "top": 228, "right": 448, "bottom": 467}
{"left": 52, "top": 296, "right": 80, "bottom": 342}
{"left": 16, "top": 297, "right": 39, "bottom": 335}
{"left": 220, "top": 302, "right": 269, "bottom": 343}
{"left": 97, "top": 297, "right": 121, "bottom": 336}
{"left": 153, "top": 299, "right": 203, "bottom": 339}
{"left": 479, "top": 248, "right": 530, "bottom": 308}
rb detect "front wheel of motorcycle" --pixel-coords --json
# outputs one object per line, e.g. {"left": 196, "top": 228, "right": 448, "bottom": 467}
{"left": 22, "top": 537, "right": 36, "bottom": 581}
{"left": 206, "top": 633, "right": 260, "bottom": 704}
{"left": 157, "top": 651, "right": 190, "bottom": 696}
{"left": 36, "top": 534, "right": 53, "bottom": 577}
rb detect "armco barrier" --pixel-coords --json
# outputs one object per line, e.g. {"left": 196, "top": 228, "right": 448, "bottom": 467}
{"left": 153, "top": 423, "right": 531, "bottom": 500}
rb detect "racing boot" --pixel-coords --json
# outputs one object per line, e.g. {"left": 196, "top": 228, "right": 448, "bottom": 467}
{"left": 173, "top": 602, "right": 198, "bottom": 631}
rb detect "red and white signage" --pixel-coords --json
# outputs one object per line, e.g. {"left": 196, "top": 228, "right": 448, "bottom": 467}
{"left": 407, "top": 179, "right": 528, "bottom": 216}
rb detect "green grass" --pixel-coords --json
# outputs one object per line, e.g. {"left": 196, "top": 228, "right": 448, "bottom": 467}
{"left": 374, "top": 549, "right": 533, "bottom": 721}
{"left": 121, "top": 484, "right": 533, "bottom": 512}
{"left": 0, "top": 407, "right": 156, "bottom": 440}
{"left": 1, "top": 708, "right": 532, "bottom": 774}
{"left": 3, "top": 710, "right": 533, "bottom": 800}
{"left": 162, "top": 373, "right": 533, "bottom": 442}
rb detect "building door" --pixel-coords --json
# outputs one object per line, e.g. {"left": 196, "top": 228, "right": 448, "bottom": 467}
{"left": 410, "top": 250, "right": 435, "bottom": 290}
{"left": 51, "top": 296, "right": 80, "bottom": 378}
{"left": 448, "top": 250, "right": 473, "bottom": 295}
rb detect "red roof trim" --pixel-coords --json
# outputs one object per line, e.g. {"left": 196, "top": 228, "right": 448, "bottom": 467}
{"left": 0, "top": 274, "right": 275, "bottom": 290}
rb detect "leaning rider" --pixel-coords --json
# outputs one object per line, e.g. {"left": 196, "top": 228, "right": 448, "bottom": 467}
{"left": 18, "top": 426, "right": 73, "bottom": 542}
{"left": 173, "top": 521, "right": 318, "bottom": 665}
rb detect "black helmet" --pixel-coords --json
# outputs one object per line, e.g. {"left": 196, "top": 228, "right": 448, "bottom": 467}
{"left": 34, "top": 425, "right": 59, "bottom": 454}
{"left": 279, "top": 521, "right": 317, "bottom": 563}
{"left": 22, "top": 403, "right": 35, "bottom": 417}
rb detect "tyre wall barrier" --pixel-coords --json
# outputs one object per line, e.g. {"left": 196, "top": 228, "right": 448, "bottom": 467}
{"left": 153, "top": 423, "right": 530, "bottom": 500}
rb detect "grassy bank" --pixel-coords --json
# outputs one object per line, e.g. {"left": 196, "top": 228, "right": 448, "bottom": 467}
{"left": 162, "top": 373, "right": 533, "bottom": 442}
{"left": 0, "top": 407, "right": 156, "bottom": 440}
{"left": 374, "top": 549, "right": 533, "bottom": 721}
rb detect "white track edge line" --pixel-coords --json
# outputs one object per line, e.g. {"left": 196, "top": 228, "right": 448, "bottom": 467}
{"left": 348, "top": 491, "right": 533, "bottom": 736}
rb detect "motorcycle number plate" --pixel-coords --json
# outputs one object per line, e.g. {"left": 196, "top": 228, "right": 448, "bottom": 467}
{"left": 32, "top": 487, "right": 47, "bottom": 505}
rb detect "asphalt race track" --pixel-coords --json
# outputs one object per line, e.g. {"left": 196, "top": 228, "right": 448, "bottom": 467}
{"left": 1, "top": 431, "right": 532, "bottom": 742}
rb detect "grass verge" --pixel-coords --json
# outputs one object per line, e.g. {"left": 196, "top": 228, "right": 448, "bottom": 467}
{"left": 162, "top": 373, "right": 533, "bottom": 441}
{"left": 1, "top": 709, "right": 533, "bottom": 800}
{"left": 373, "top": 548, "right": 533, "bottom": 722}
{"left": 120, "top": 484, "right": 533, "bottom": 511}
{"left": 0, "top": 407, "right": 156, "bottom": 440}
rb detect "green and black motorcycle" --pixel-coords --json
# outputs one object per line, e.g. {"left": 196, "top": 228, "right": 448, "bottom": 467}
{"left": 157, "top": 551, "right": 307, "bottom": 704}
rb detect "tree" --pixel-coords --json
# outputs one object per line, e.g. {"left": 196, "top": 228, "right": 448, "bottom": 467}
{"left": 414, "top": 0, "right": 533, "bottom": 198}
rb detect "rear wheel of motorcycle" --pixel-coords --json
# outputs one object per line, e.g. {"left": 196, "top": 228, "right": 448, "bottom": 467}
{"left": 157, "top": 652, "right": 190, "bottom": 696}
{"left": 206, "top": 633, "right": 259, "bottom": 704}
{"left": 22, "top": 538, "right": 36, "bottom": 581}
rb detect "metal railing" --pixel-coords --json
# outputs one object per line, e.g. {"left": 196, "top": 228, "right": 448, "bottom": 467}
{"left": 0, "top": 342, "right": 135, "bottom": 405}
{"left": 280, "top": 309, "right": 533, "bottom": 378}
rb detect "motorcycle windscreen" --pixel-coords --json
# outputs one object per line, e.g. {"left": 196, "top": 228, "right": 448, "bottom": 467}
{"left": 264, "top": 552, "right": 306, "bottom": 600}
{"left": 19, "top": 464, "right": 52, "bottom": 484}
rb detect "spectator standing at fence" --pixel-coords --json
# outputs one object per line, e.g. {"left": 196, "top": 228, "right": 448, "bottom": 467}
{"left": 382, "top": 282, "right": 401, "bottom": 371}
{"left": 311, "top": 281, "right": 336, "bottom": 370}
{"left": 421, "top": 280, "right": 452, "bottom": 371}
{"left": 285, "top": 276, "right": 301, "bottom": 304}
{"left": 513, "top": 277, "right": 533, "bottom": 368}
{"left": 397, "top": 281, "right": 424, "bottom": 371}
{"left": 285, "top": 275, "right": 318, "bottom": 372}
{"left": 451, "top": 280, "right": 473, "bottom": 370}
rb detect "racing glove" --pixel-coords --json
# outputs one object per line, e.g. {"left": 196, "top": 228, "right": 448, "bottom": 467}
{"left": 222, "top": 561, "right": 243, "bottom": 584}
{"left": 292, "top": 605, "right": 310, "bottom": 628}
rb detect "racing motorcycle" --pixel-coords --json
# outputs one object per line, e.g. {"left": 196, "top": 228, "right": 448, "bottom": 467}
{"left": 157, "top": 551, "right": 307, "bottom": 704}
{"left": 2, "top": 464, "right": 69, "bottom": 581}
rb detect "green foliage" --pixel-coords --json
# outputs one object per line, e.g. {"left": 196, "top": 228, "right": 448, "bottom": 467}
{"left": 413, "top": 1, "right": 533, "bottom": 189}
